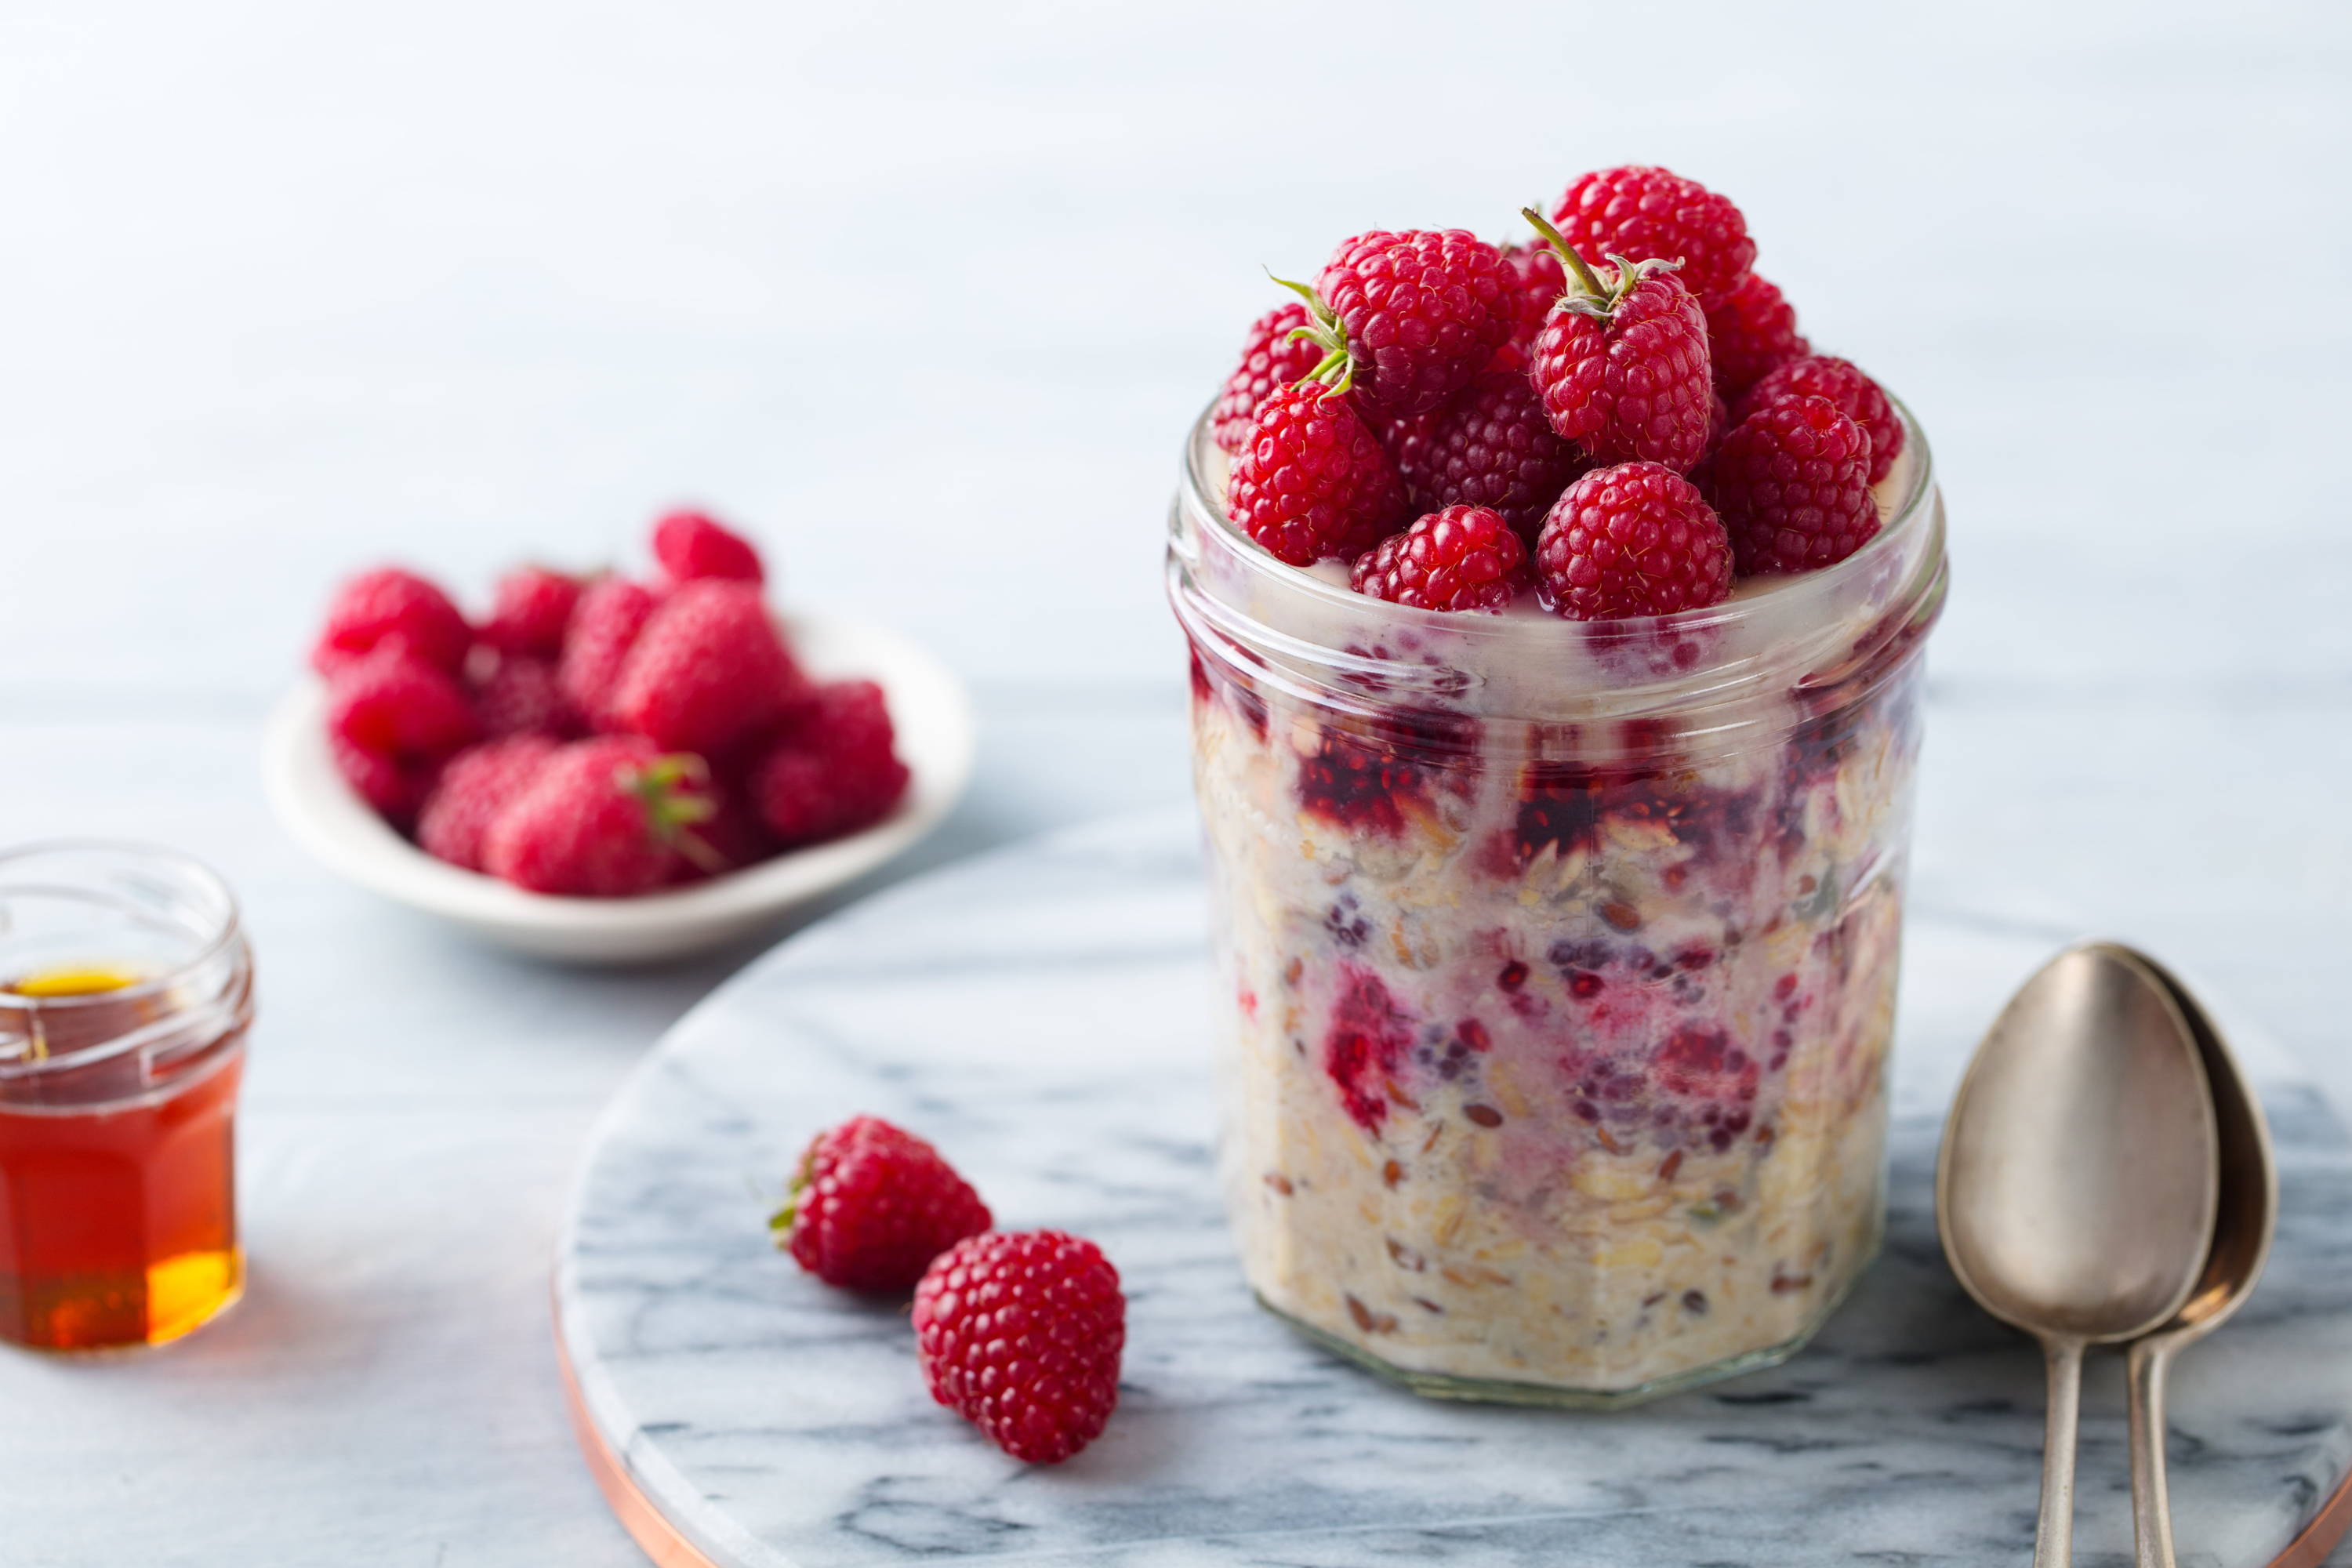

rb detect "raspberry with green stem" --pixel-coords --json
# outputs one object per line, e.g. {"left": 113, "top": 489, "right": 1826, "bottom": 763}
{"left": 1522, "top": 206, "right": 1683, "bottom": 330}
{"left": 1521, "top": 206, "right": 1713, "bottom": 473}
{"left": 1265, "top": 272, "right": 1356, "bottom": 396}
{"left": 1258, "top": 230, "right": 1514, "bottom": 416}
{"left": 621, "top": 752, "right": 725, "bottom": 877}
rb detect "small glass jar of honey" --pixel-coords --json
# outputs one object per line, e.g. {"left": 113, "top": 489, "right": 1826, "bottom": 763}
{"left": 0, "top": 843, "right": 255, "bottom": 1351}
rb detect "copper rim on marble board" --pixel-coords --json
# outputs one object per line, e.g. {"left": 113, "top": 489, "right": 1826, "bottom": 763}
{"left": 556, "top": 1315, "right": 723, "bottom": 1568}
{"left": 550, "top": 1302, "right": 2352, "bottom": 1568}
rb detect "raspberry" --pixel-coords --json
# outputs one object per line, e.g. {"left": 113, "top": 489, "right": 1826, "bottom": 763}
{"left": 311, "top": 567, "right": 471, "bottom": 675}
{"left": 329, "top": 733, "right": 431, "bottom": 826}
{"left": 670, "top": 786, "right": 774, "bottom": 882}
{"left": 750, "top": 680, "right": 911, "bottom": 846}
{"left": 1523, "top": 211, "right": 1713, "bottom": 473}
{"left": 1210, "top": 303, "right": 1327, "bottom": 454}
{"left": 470, "top": 655, "right": 581, "bottom": 739}
{"left": 652, "top": 510, "right": 765, "bottom": 586}
{"left": 1733, "top": 355, "right": 1902, "bottom": 484}
{"left": 1393, "top": 369, "right": 1586, "bottom": 540}
{"left": 1548, "top": 165, "right": 1756, "bottom": 310}
{"left": 326, "top": 646, "right": 481, "bottom": 767}
{"left": 1496, "top": 239, "right": 1566, "bottom": 366}
{"left": 1225, "top": 382, "right": 1407, "bottom": 565}
{"left": 610, "top": 580, "right": 808, "bottom": 754}
{"left": 1349, "top": 505, "right": 1528, "bottom": 612}
{"left": 1323, "top": 967, "right": 1416, "bottom": 1131}
{"left": 1653, "top": 1024, "right": 1759, "bottom": 1107}
{"left": 770, "top": 1116, "right": 992, "bottom": 1293}
{"left": 481, "top": 736, "right": 717, "bottom": 896}
{"left": 1363, "top": 401, "right": 1436, "bottom": 470}
{"left": 478, "top": 566, "right": 581, "bottom": 659}
{"left": 1534, "top": 462, "right": 1733, "bottom": 620}
{"left": 416, "top": 735, "right": 560, "bottom": 872}
{"left": 558, "top": 577, "right": 658, "bottom": 731}
{"left": 1305, "top": 230, "right": 1514, "bottom": 416}
{"left": 1704, "top": 273, "right": 1809, "bottom": 397}
{"left": 913, "top": 1230, "right": 1124, "bottom": 1465}
{"left": 1700, "top": 395, "right": 1878, "bottom": 575}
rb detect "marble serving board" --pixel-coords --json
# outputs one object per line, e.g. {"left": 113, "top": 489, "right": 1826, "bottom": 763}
{"left": 555, "top": 814, "right": 2352, "bottom": 1568}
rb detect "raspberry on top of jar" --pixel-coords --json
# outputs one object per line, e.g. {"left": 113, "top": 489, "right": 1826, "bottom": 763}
{"left": 1177, "top": 164, "right": 1945, "bottom": 1403}
{"left": 1214, "top": 176, "right": 1909, "bottom": 622}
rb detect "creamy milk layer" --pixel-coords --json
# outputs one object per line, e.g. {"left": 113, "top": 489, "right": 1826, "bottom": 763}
{"left": 1178, "top": 434, "right": 1938, "bottom": 1397}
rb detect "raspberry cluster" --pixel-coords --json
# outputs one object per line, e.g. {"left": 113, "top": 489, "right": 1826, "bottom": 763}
{"left": 1214, "top": 165, "right": 1906, "bottom": 621}
{"left": 771, "top": 1115, "right": 1127, "bottom": 1465}
{"left": 309, "top": 510, "right": 911, "bottom": 897}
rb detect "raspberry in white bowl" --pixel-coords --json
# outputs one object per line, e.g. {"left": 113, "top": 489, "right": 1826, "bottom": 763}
{"left": 1171, "top": 167, "right": 1947, "bottom": 1403}
{"left": 267, "top": 512, "right": 973, "bottom": 962}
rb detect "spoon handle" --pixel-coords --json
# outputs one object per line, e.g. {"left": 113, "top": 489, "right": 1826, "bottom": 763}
{"left": 2129, "top": 1336, "right": 2181, "bottom": 1568}
{"left": 2035, "top": 1337, "right": 2085, "bottom": 1568}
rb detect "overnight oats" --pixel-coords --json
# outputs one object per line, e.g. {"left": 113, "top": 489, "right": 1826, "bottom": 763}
{"left": 1167, "top": 166, "right": 1948, "bottom": 1404}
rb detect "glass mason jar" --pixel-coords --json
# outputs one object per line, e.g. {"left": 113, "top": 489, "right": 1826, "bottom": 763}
{"left": 1167, "top": 404, "right": 1947, "bottom": 1406}
{"left": 0, "top": 844, "right": 256, "bottom": 1352}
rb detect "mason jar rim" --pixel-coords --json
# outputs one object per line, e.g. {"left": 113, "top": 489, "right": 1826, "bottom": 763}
{"left": 0, "top": 840, "right": 245, "bottom": 1016}
{"left": 1174, "top": 390, "right": 1937, "bottom": 640}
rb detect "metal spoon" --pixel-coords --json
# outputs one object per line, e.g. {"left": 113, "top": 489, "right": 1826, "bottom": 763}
{"left": 1937, "top": 942, "right": 2220, "bottom": 1568}
{"left": 2122, "top": 956, "right": 2278, "bottom": 1568}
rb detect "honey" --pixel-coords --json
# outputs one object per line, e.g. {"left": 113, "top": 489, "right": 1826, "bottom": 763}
{"left": 0, "top": 964, "right": 247, "bottom": 1350}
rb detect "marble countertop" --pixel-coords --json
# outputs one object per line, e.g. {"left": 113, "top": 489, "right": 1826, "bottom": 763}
{"left": 2, "top": 1, "right": 2349, "bottom": 1562}
{"left": 560, "top": 818, "right": 2352, "bottom": 1567}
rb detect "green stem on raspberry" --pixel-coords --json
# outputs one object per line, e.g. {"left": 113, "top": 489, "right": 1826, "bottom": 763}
{"left": 1521, "top": 207, "right": 1608, "bottom": 302}
{"left": 673, "top": 827, "right": 727, "bottom": 877}
{"left": 767, "top": 1144, "right": 818, "bottom": 1241}
{"left": 1266, "top": 270, "right": 1356, "bottom": 397}
{"left": 620, "top": 753, "right": 725, "bottom": 874}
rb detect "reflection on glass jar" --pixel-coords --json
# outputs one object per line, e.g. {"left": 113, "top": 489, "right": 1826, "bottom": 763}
{"left": 1167, "top": 402, "right": 1947, "bottom": 1406}
{"left": 0, "top": 844, "right": 256, "bottom": 1352}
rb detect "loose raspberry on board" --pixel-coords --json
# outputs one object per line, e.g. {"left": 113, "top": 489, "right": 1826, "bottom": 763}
{"left": 913, "top": 1229, "right": 1125, "bottom": 1465}
{"left": 771, "top": 1116, "right": 992, "bottom": 1293}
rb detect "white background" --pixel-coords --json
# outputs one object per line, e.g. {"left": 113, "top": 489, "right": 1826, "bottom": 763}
{"left": 1, "top": 2, "right": 2347, "bottom": 1562}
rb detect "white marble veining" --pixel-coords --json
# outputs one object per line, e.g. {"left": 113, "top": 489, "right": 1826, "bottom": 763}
{"left": 561, "top": 815, "right": 2352, "bottom": 1568}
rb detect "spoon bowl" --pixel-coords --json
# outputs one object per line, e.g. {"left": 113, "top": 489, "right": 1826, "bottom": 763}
{"left": 2124, "top": 956, "right": 2278, "bottom": 1568}
{"left": 1938, "top": 942, "right": 2221, "bottom": 1567}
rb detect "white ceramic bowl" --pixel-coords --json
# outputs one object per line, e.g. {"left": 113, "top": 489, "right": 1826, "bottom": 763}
{"left": 261, "top": 612, "right": 975, "bottom": 963}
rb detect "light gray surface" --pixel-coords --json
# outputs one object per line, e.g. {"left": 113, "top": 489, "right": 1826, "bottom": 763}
{"left": 1, "top": 0, "right": 2348, "bottom": 1563}
{"left": 561, "top": 815, "right": 2352, "bottom": 1568}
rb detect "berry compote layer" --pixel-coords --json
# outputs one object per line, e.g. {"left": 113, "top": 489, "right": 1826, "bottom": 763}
{"left": 1169, "top": 407, "right": 1946, "bottom": 1403}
